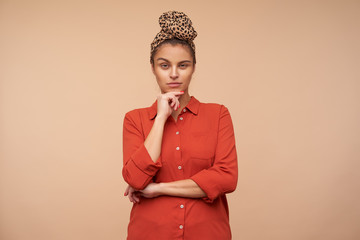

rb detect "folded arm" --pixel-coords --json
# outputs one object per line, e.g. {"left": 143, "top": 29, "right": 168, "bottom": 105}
{"left": 125, "top": 105, "right": 238, "bottom": 203}
{"left": 122, "top": 92, "right": 183, "bottom": 190}
{"left": 122, "top": 111, "right": 164, "bottom": 190}
{"left": 190, "top": 105, "right": 238, "bottom": 203}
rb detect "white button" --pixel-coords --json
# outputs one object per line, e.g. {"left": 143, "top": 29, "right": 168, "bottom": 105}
{"left": 179, "top": 225, "right": 183, "bottom": 229}
{"left": 183, "top": 109, "right": 186, "bottom": 112}
{"left": 178, "top": 166, "right": 182, "bottom": 170}
{"left": 180, "top": 204, "right": 184, "bottom": 208}
{"left": 176, "top": 131, "right": 179, "bottom": 135}
{"left": 176, "top": 147, "right": 180, "bottom": 150}
{"left": 179, "top": 117, "right": 183, "bottom": 120}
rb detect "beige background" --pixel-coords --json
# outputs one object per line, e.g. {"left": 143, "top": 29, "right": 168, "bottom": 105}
{"left": 1, "top": 0, "right": 359, "bottom": 239}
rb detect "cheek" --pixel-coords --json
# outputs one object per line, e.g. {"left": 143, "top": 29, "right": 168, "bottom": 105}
{"left": 154, "top": 70, "right": 167, "bottom": 82}
{"left": 183, "top": 70, "right": 193, "bottom": 81}
{"left": 159, "top": 73, "right": 169, "bottom": 83}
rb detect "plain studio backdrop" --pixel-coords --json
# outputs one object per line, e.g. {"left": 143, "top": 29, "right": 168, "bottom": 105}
{"left": 1, "top": 0, "right": 359, "bottom": 239}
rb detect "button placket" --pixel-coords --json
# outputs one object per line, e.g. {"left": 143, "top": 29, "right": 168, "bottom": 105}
{"left": 174, "top": 127, "right": 183, "bottom": 172}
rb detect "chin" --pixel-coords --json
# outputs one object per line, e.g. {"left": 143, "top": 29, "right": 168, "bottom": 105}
{"left": 162, "top": 88, "right": 181, "bottom": 93}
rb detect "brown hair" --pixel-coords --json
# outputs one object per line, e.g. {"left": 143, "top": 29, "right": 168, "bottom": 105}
{"left": 150, "top": 38, "right": 196, "bottom": 65}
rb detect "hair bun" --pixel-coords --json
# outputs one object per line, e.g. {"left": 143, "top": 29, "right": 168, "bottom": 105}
{"left": 150, "top": 10, "right": 197, "bottom": 60}
{"left": 158, "top": 10, "right": 197, "bottom": 41}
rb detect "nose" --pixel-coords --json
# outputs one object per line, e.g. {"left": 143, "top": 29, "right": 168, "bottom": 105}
{"left": 170, "top": 66, "right": 179, "bottom": 80}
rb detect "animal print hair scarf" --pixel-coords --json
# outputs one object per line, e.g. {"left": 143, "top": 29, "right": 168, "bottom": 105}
{"left": 150, "top": 10, "right": 197, "bottom": 56}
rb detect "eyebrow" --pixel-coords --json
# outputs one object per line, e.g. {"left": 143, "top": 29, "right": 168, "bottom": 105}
{"left": 156, "top": 57, "right": 192, "bottom": 63}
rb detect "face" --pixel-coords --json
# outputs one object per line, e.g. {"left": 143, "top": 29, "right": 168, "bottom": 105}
{"left": 151, "top": 44, "right": 195, "bottom": 94}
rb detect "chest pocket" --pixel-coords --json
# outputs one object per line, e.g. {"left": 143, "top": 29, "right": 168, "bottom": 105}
{"left": 187, "top": 131, "right": 216, "bottom": 160}
{"left": 185, "top": 131, "right": 216, "bottom": 176}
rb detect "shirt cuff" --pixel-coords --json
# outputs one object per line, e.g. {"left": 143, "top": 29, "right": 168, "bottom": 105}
{"left": 132, "top": 144, "right": 162, "bottom": 175}
{"left": 124, "top": 144, "right": 162, "bottom": 189}
{"left": 190, "top": 171, "right": 219, "bottom": 203}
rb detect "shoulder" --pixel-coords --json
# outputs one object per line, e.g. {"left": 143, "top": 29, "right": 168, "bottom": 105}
{"left": 198, "top": 100, "right": 231, "bottom": 116}
{"left": 123, "top": 104, "right": 153, "bottom": 123}
{"left": 124, "top": 107, "right": 146, "bottom": 117}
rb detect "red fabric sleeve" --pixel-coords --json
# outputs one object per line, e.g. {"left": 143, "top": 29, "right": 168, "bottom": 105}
{"left": 190, "top": 105, "right": 238, "bottom": 203}
{"left": 122, "top": 111, "right": 162, "bottom": 190}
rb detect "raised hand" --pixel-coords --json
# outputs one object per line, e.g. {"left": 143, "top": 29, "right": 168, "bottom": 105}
{"left": 156, "top": 91, "right": 184, "bottom": 120}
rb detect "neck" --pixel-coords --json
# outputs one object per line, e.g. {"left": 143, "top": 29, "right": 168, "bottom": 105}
{"left": 178, "top": 91, "right": 191, "bottom": 108}
{"left": 171, "top": 91, "right": 191, "bottom": 118}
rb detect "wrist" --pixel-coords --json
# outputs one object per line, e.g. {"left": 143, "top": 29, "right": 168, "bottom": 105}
{"left": 155, "top": 114, "right": 168, "bottom": 123}
{"left": 157, "top": 182, "right": 166, "bottom": 196}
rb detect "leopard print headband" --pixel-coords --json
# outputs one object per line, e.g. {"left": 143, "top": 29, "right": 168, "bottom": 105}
{"left": 150, "top": 11, "right": 197, "bottom": 57}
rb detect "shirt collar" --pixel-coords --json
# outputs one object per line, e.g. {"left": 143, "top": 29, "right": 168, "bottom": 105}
{"left": 148, "top": 96, "right": 200, "bottom": 120}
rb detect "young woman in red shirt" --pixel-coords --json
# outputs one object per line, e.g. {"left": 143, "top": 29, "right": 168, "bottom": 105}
{"left": 122, "top": 10, "right": 238, "bottom": 240}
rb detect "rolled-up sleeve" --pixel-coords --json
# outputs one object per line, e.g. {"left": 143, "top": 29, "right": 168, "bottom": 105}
{"left": 190, "top": 105, "right": 238, "bottom": 203}
{"left": 122, "top": 111, "right": 162, "bottom": 190}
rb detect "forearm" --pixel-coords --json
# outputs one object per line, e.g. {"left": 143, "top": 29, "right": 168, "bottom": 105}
{"left": 158, "top": 179, "right": 206, "bottom": 198}
{"left": 144, "top": 116, "right": 166, "bottom": 162}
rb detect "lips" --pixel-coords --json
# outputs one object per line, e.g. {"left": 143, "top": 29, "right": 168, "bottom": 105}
{"left": 167, "top": 82, "right": 182, "bottom": 88}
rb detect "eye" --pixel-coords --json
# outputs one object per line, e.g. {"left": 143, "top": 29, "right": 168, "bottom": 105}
{"left": 179, "top": 63, "right": 188, "bottom": 68}
{"left": 160, "top": 64, "right": 169, "bottom": 68}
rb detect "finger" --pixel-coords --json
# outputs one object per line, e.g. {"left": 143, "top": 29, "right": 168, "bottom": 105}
{"left": 165, "top": 95, "right": 174, "bottom": 105}
{"left": 172, "top": 96, "right": 178, "bottom": 108}
{"left": 171, "top": 95, "right": 177, "bottom": 104}
{"left": 130, "top": 192, "right": 139, "bottom": 203}
{"left": 128, "top": 188, "right": 136, "bottom": 202}
{"left": 163, "top": 95, "right": 173, "bottom": 104}
{"left": 128, "top": 189, "right": 134, "bottom": 201}
{"left": 171, "top": 91, "right": 185, "bottom": 96}
{"left": 129, "top": 186, "right": 139, "bottom": 193}
{"left": 130, "top": 192, "right": 138, "bottom": 203}
{"left": 125, "top": 185, "right": 131, "bottom": 196}
{"left": 128, "top": 193, "right": 134, "bottom": 203}
{"left": 175, "top": 92, "right": 184, "bottom": 98}
{"left": 170, "top": 99, "right": 176, "bottom": 108}
{"left": 133, "top": 193, "right": 140, "bottom": 203}
{"left": 165, "top": 91, "right": 183, "bottom": 98}
{"left": 175, "top": 99, "right": 180, "bottom": 110}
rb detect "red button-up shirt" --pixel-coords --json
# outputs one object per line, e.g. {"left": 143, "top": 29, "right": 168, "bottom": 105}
{"left": 122, "top": 96, "right": 238, "bottom": 240}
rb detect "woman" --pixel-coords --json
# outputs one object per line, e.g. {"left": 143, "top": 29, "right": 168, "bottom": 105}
{"left": 122, "top": 10, "right": 238, "bottom": 240}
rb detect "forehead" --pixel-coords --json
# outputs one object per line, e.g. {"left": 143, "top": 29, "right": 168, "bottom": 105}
{"left": 154, "top": 44, "right": 193, "bottom": 62}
